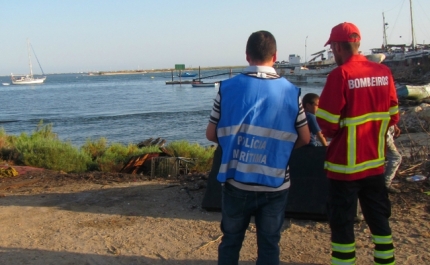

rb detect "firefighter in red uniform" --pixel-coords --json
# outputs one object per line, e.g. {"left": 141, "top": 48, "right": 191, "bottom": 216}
{"left": 316, "top": 22, "right": 399, "bottom": 265}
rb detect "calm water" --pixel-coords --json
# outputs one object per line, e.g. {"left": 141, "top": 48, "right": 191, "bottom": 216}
{"left": 0, "top": 70, "right": 324, "bottom": 147}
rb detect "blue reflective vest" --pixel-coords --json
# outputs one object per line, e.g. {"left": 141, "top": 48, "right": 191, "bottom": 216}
{"left": 217, "top": 74, "right": 300, "bottom": 188}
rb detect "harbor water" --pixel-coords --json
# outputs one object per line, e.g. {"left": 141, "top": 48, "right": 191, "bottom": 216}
{"left": 0, "top": 70, "right": 325, "bottom": 148}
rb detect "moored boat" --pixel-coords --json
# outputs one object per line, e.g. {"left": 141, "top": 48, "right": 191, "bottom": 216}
{"left": 178, "top": 72, "right": 197, "bottom": 77}
{"left": 11, "top": 39, "right": 46, "bottom": 85}
{"left": 370, "top": 0, "right": 430, "bottom": 83}
{"left": 191, "top": 81, "right": 219, "bottom": 87}
{"left": 11, "top": 74, "right": 46, "bottom": 85}
{"left": 276, "top": 65, "right": 334, "bottom": 84}
{"left": 396, "top": 83, "right": 430, "bottom": 100}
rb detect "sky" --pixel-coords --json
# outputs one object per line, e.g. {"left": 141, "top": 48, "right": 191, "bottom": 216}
{"left": 2, "top": 0, "right": 430, "bottom": 76}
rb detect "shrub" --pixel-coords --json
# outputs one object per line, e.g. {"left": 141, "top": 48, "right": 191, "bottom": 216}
{"left": 15, "top": 136, "right": 91, "bottom": 172}
{"left": 12, "top": 123, "right": 92, "bottom": 172}
{"left": 81, "top": 138, "right": 108, "bottom": 160}
{"left": 0, "top": 128, "right": 13, "bottom": 160}
{"left": 0, "top": 122, "right": 216, "bottom": 174}
{"left": 165, "top": 141, "right": 215, "bottom": 172}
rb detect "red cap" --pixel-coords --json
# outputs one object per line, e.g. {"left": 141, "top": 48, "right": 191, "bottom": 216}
{"left": 324, "top": 22, "right": 361, "bottom": 46}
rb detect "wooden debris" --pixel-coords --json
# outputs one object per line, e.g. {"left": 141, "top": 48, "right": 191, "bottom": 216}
{"left": 137, "top": 138, "right": 154, "bottom": 148}
{"left": 137, "top": 137, "right": 167, "bottom": 148}
{"left": 120, "top": 153, "right": 161, "bottom": 175}
{"left": 122, "top": 137, "right": 196, "bottom": 177}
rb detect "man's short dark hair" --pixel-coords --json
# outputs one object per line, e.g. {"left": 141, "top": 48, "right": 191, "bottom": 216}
{"left": 246, "top": 31, "right": 277, "bottom": 63}
{"left": 338, "top": 33, "right": 360, "bottom": 52}
{"left": 302, "top": 93, "right": 320, "bottom": 106}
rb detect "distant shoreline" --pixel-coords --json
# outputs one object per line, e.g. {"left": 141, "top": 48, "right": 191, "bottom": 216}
{"left": 89, "top": 65, "right": 247, "bottom": 76}
{"left": 0, "top": 66, "right": 247, "bottom": 77}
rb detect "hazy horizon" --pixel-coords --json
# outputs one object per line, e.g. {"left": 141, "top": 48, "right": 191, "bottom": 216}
{"left": 2, "top": 0, "right": 430, "bottom": 76}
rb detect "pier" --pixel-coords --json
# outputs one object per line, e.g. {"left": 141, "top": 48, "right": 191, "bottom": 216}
{"left": 165, "top": 68, "right": 241, "bottom": 85}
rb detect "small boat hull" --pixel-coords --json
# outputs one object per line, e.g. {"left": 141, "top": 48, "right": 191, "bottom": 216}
{"left": 11, "top": 76, "right": 46, "bottom": 85}
{"left": 191, "top": 82, "right": 218, "bottom": 87}
{"left": 396, "top": 84, "right": 430, "bottom": 100}
{"left": 178, "top": 72, "right": 197, "bottom": 77}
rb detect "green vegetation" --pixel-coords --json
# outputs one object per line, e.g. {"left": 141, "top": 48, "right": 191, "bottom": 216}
{"left": 164, "top": 140, "right": 216, "bottom": 172}
{"left": 0, "top": 122, "right": 215, "bottom": 174}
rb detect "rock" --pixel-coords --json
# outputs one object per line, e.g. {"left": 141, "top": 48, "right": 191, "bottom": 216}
{"left": 398, "top": 104, "right": 430, "bottom": 133}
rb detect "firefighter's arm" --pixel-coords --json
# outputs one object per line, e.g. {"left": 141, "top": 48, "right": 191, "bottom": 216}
{"left": 388, "top": 74, "right": 400, "bottom": 127}
{"left": 316, "top": 72, "right": 345, "bottom": 138}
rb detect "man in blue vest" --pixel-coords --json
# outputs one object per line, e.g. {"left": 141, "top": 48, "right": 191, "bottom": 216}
{"left": 206, "top": 30, "right": 310, "bottom": 265}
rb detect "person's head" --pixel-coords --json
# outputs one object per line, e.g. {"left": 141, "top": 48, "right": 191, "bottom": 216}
{"left": 246, "top": 30, "right": 277, "bottom": 66}
{"left": 324, "top": 22, "right": 361, "bottom": 65}
{"left": 302, "top": 93, "right": 320, "bottom": 114}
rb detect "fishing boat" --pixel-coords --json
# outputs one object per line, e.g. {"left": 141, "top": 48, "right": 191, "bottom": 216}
{"left": 370, "top": 0, "right": 430, "bottom": 68}
{"left": 274, "top": 50, "right": 336, "bottom": 70}
{"left": 11, "top": 39, "right": 46, "bottom": 85}
{"left": 276, "top": 65, "right": 334, "bottom": 84}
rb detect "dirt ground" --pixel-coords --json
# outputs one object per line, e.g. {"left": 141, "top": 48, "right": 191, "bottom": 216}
{"left": 0, "top": 144, "right": 429, "bottom": 264}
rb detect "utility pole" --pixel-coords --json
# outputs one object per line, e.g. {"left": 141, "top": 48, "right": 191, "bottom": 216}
{"left": 305, "top": 36, "right": 308, "bottom": 66}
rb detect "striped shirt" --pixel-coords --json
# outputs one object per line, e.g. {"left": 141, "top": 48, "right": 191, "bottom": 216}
{"left": 209, "top": 65, "right": 307, "bottom": 192}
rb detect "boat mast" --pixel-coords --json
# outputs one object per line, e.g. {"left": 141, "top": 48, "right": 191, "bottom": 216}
{"left": 409, "top": 0, "right": 416, "bottom": 49}
{"left": 382, "top": 12, "right": 388, "bottom": 48}
{"left": 27, "top": 39, "right": 33, "bottom": 77}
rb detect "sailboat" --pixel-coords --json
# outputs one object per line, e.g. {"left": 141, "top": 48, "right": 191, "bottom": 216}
{"left": 11, "top": 39, "right": 46, "bottom": 85}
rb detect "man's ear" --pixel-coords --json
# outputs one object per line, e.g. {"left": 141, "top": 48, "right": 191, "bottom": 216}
{"left": 333, "top": 42, "right": 342, "bottom": 53}
{"left": 272, "top": 52, "right": 277, "bottom": 62}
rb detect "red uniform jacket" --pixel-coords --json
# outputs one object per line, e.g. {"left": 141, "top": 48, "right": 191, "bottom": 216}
{"left": 316, "top": 55, "right": 399, "bottom": 180}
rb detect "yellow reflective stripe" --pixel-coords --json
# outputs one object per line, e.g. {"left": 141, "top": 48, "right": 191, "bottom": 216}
{"left": 316, "top": 108, "right": 340, "bottom": 124}
{"left": 325, "top": 158, "right": 385, "bottom": 174}
{"left": 372, "top": 235, "right": 393, "bottom": 244}
{"left": 339, "top": 112, "right": 390, "bottom": 127}
{"left": 331, "top": 242, "right": 355, "bottom": 253}
{"left": 347, "top": 125, "right": 355, "bottom": 167}
{"left": 375, "top": 261, "right": 395, "bottom": 265}
{"left": 374, "top": 249, "right": 394, "bottom": 259}
{"left": 378, "top": 120, "right": 389, "bottom": 158}
{"left": 389, "top": 105, "right": 398, "bottom": 115}
{"left": 331, "top": 257, "right": 356, "bottom": 265}
{"left": 331, "top": 111, "right": 390, "bottom": 173}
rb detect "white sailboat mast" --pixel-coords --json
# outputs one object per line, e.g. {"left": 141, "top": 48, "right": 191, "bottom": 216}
{"left": 409, "top": 0, "right": 416, "bottom": 49}
{"left": 27, "top": 39, "right": 33, "bottom": 77}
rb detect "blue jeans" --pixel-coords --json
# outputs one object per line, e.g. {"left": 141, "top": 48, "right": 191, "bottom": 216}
{"left": 218, "top": 182, "right": 289, "bottom": 265}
